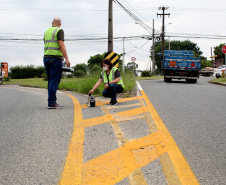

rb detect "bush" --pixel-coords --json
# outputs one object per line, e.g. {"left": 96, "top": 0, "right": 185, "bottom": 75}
{"left": 74, "top": 69, "right": 86, "bottom": 78}
{"left": 141, "top": 70, "right": 151, "bottom": 77}
{"left": 73, "top": 63, "right": 87, "bottom": 77}
{"left": 66, "top": 74, "right": 74, "bottom": 78}
{"left": 10, "top": 65, "right": 46, "bottom": 79}
{"left": 89, "top": 65, "right": 102, "bottom": 74}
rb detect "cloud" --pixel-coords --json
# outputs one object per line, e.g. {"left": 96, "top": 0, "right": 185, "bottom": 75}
{"left": 0, "top": 0, "right": 225, "bottom": 70}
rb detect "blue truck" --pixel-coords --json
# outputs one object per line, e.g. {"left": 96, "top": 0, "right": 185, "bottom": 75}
{"left": 163, "top": 50, "right": 201, "bottom": 83}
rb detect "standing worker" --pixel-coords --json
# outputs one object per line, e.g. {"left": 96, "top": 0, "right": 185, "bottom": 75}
{"left": 88, "top": 59, "right": 125, "bottom": 105}
{"left": 44, "top": 17, "right": 70, "bottom": 109}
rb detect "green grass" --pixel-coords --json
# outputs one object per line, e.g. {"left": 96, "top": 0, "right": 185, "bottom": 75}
{"left": 3, "top": 78, "right": 48, "bottom": 88}
{"left": 2, "top": 71, "right": 137, "bottom": 97}
{"left": 136, "top": 75, "right": 164, "bottom": 80}
{"left": 210, "top": 77, "right": 226, "bottom": 83}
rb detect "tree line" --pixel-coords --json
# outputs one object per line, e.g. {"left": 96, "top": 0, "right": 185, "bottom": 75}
{"left": 9, "top": 40, "right": 225, "bottom": 79}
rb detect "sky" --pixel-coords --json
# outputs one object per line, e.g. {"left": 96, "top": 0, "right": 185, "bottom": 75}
{"left": 0, "top": 0, "right": 226, "bottom": 71}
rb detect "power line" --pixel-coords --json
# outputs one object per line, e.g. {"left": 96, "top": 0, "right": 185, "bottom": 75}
{"left": 114, "top": 0, "right": 152, "bottom": 34}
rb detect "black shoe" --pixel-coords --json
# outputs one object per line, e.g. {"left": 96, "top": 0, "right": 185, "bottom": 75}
{"left": 111, "top": 101, "right": 118, "bottom": 105}
{"left": 48, "top": 103, "right": 63, "bottom": 109}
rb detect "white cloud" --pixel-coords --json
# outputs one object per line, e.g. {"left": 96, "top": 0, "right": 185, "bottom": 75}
{"left": 0, "top": 0, "right": 226, "bottom": 70}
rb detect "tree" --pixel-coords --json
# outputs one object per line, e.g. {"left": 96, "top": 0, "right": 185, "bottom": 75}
{"left": 214, "top": 43, "right": 226, "bottom": 58}
{"left": 73, "top": 64, "right": 88, "bottom": 73}
{"left": 126, "top": 62, "right": 138, "bottom": 75}
{"left": 73, "top": 63, "right": 88, "bottom": 77}
{"left": 152, "top": 40, "right": 203, "bottom": 69}
{"left": 87, "top": 54, "right": 105, "bottom": 69}
{"left": 89, "top": 65, "right": 102, "bottom": 74}
{"left": 87, "top": 52, "right": 123, "bottom": 70}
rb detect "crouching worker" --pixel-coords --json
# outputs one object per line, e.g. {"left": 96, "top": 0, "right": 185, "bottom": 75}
{"left": 88, "top": 59, "right": 125, "bottom": 105}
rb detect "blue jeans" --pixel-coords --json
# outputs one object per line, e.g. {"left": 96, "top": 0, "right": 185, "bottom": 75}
{"left": 43, "top": 57, "right": 62, "bottom": 106}
{"left": 102, "top": 84, "right": 124, "bottom": 102}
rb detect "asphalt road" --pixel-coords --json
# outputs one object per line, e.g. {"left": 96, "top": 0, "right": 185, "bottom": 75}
{"left": 0, "top": 86, "right": 75, "bottom": 185}
{"left": 139, "top": 77, "right": 226, "bottom": 185}
{"left": 1, "top": 77, "right": 225, "bottom": 185}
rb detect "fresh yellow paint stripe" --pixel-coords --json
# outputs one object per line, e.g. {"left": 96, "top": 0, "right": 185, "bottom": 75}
{"left": 80, "top": 96, "right": 144, "bottom": 109}
{"left": 140, "top": 89, "right": 200, "bottom": 185}
{"left": 83, "top": 106, "right": 149, "bottom": 128}
{"left": 83, "top": 114, "right": 114, "bottom": 128}
{"left": 82, "top": 132, "right": 166, "bottom": 185}
{"left": 59, "top": 93, "right": 84, "bottom": 185}
{"left": 115, "top": 106, "right": 149, "bottom": 118}
{"left": 101, "top": 102, "right": 149, "bottom": 184}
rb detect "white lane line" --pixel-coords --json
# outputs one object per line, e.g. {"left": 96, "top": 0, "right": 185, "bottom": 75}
{"left": 136, "top": 81, "right": 143, "bottom": 91}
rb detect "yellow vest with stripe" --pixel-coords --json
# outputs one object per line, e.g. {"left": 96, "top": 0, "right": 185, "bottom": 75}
{"left": 101, "top": 67, "right": 125, "bottom": 88}
{"left": 44, "top": 27, "right": 63, "bottom": 56}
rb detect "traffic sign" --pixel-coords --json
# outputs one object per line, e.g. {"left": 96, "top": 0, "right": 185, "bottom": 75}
{"left": 105, "top": 52, "right": 119, "bottom": 67}
{"left": 131, "top": 57, "right": 136, "bottom": 62}
{"left": 222, "top": 45, "right": 226, "bottom": 54}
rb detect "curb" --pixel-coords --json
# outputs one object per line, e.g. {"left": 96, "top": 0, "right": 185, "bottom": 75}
{"left": 208, "top": 81, "right": 226, "bottom": 87}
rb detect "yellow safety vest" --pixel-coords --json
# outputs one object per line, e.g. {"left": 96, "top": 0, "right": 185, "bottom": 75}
{"left": 44, "top": 27, "right": 63, "bottom": 56}
{"left": 101, "top": 67, "right": 125, "bottom": 88}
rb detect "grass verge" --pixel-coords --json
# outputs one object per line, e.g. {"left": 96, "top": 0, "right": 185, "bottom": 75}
{"left": 2, "top": 71, "right": 137, "bottom": 97}
{"left": 209, "top": 77, "right": 226, "bottom": 83}
{"left": 136, "top": 75, "right": 163, "bottom": 80}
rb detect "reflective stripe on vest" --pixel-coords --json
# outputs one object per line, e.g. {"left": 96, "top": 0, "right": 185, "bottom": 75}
{"left": 101, "top": 67, "right": 125, "bottom": 88}
{"left": 44, "top": 27, "right": 63, "bottom": 56}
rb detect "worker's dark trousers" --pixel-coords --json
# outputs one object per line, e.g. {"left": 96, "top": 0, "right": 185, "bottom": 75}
{"left": 102, "top": 84, "right": 123, "bottom": 102}
{"left": 43, "top": 57, "right": 62, "bottom": 106}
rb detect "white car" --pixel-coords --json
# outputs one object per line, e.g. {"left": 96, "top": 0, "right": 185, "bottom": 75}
{"left": 214, "top": 65, "right": 226, "bottom": 78}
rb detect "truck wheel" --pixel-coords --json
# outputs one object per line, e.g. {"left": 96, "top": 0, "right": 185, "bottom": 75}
{"left": 186, "top": 79, "right": 197, "bottom": 83}
{"left": 164, "top": 77, "right": 171, "bottom": 82}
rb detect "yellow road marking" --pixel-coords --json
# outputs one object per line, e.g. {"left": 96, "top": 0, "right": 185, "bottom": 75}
{"left": 80, "top": 96, "right": 143, "bottom": 108}
{"left": 159, "top": 153, "right": 181, "bottom": 184}
{"left": 140, "top": 89, "right": 200, "bottom": 185}
{"left": 105, "top": 103, "right": 141, "bottom": 110}
{"left": 139, "top": 99, "right": 157, "bottom": 134}
{"left": 83, "top": 106, "right": 149, "bottom": 128}
{"left": 128, "top": 169, "right": 148, "bottom": 185}
{"left": 114, "top": 114, "right": 145, "bottom": 123}
{"left": 82, "top": 132, "right": 166, "bottom": 185}
{"left": 83, "top": 114, "right": 114, "bottom": 128}
{"left": 115, "top": 106, "right": 149, "bottom": 118}
{"left": 59, "top": 86, "right": 199, "bottom": 185}
{"left": 59, "top": 93, "right": 84, "bottom": 185}
{"left": 101, "top": 100, "right": 149, "bottom": 184}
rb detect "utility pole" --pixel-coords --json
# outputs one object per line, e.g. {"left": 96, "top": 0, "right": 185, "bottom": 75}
{"left": 157, "top": 6, "right": 170, "bottom": 73}
{"left": 108, "top": 0, "right": 113, "bottom": 52}
{"left": 211, "top": 47, "right": 213, "bottom": 67}
{"left": 152, "top": 19, "right": 155, "bottom": 74}
{"left": 122, "top": 37, "right": 125, "bottom": 72}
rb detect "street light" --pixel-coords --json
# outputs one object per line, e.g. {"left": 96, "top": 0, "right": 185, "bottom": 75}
{"left": 165, "top": 22, "right": 172, "bottom": 50}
